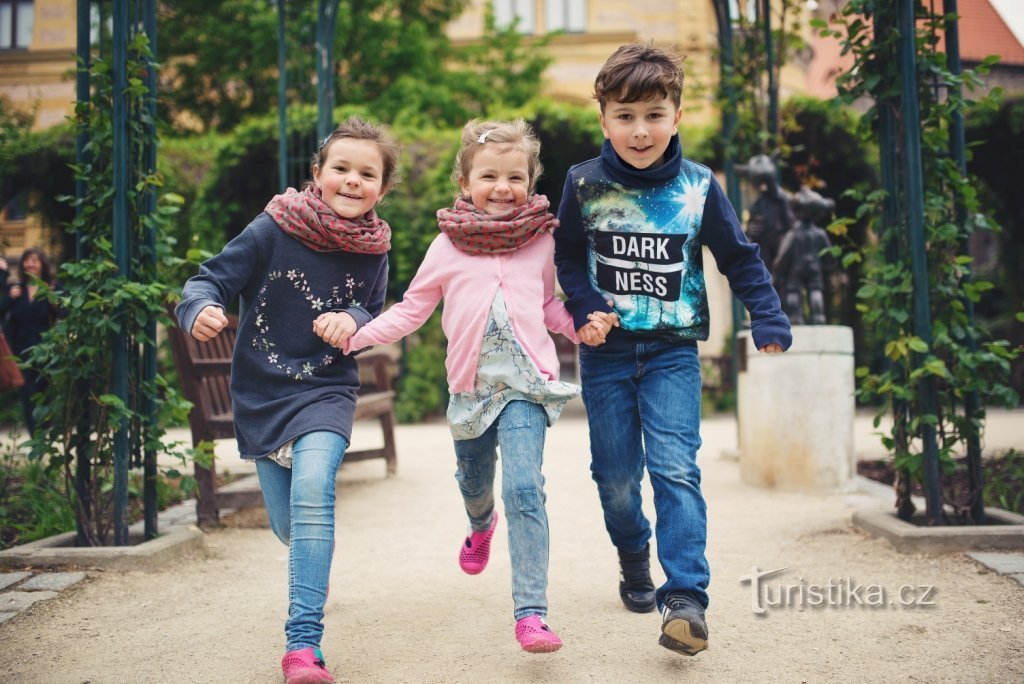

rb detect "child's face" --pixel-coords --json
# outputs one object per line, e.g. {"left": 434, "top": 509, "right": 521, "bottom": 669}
{"left": 314, "top": 138, "right": 387, "bottom": 219}
{"left": 460, "top": 145, "right": 530, "bottom": 215}
{"left": 599, "top": 95, "right": 682, "bottom": 170}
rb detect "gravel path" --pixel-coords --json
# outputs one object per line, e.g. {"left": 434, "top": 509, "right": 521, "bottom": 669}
{"left": 1, "top": 414, "right": 1022, "bottom": 683}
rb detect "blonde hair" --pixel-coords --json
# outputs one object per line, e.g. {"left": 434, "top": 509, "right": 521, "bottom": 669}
{"left": 451, "top": 119, "right": 543, "bottom": 196}
{"left": 309, "top": 116, "right": 402, "bottom": 191}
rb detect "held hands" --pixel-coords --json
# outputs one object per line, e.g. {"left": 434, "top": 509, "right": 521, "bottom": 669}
{"left": 578, "top": 306, "right": 620, "bottom": 347}
{"left": 9, "top": 284, "right": 22, "bottom": 299}
{"left": 191, "top": 305, "right": 229, "bottom": 341}
{"left": 759, "top": 343, "right": 784, "bottom": 354}
{"left": 313, "top": 311, "right": 357, "bottom": 348}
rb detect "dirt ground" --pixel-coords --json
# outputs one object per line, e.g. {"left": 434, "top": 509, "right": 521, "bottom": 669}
{"left": 1, "top": 415, "right": 1022, "bottom": 683}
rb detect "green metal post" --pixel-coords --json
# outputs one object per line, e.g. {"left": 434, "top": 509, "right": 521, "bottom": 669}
{"left": 943, "top": 0, "right": 984, "bottom": 523}
{"left": 276, "top": 0, "right": 288, "bottom": 192}
{"left": 112, "top": 0, "right": 131, "bottom": 545}
{"left": 316, "top": 1, "right": 340, "bottom": 141}
{"left": 74, "top": 0, "right": 93, "bottom": 548}
{"left": 897, "top": 0, "right": 943, "bottom": 525}
{"left": 763, "top": 0, "right": 778, "bottom": 144}
{"left": 143, "top": 0, "right": 159, "bottom": 540}
{"left": 716, "top": 1, "right": 746, "bottom": 400}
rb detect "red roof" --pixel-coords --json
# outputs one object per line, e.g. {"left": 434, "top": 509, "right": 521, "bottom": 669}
{"left": 951, "top": 0, "right": 1024, "bottom": 66}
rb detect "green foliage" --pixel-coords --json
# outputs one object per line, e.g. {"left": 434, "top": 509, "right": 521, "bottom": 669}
{"left": 0, "top": 97, "right": 76, "bottom": 247}
{"left": 714, "top": 0, "right": 809, "bottom": 162}
{"left": 984, "top": 449, "right": 1024, "bottom": 515}
{"left": 965, "top": 96, "right": 1024, "bottom": 395}
{"left": 823, "top": 2, "right": 1022, "bottom": 521}
{"left": 156, "top": 0, "right": 551, "bottom": 134}
{"left": 0, "top": 440, "right": 76, "bottom": 550}
{"left": 24, "top": 35, "right": 197, "bottom": 546}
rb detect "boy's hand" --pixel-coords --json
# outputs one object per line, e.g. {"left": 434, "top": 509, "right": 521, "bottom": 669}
{"left": 759, "top": 343, "right": 784, "bottom": 354}
{"left": 313, "top": 311, "right": 357, "bottom": 347}
{"left": 579, "top": 308, "right": 620, "bottom": 346}
{"left": 191, "top": 305, "right": 228, "bottom": 341}
{"left": 588, "top": 310, "right": 619, "bottom": 335}
{"left": 578, "top": 324, "right": 605, "bottom": 346}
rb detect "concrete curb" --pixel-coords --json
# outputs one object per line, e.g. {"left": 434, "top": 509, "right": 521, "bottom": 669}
{"left": 0, "top": 499, "right": 206, "bottom": 571}
{"left": 0, "top": 525, "right": 205, "bottom": 571}
{"left": 852, "top": 506, "right": 1024, "bottom": 554}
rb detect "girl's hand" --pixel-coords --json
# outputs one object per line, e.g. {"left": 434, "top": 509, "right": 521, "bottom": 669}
{"left": 313, "top": 311, "right": 357, "bottom": 347}
{"left": 191, "top": 305, "right": 228, "bottom": 341}
{"left": 759, "top": 343, "right": 784, "bottom": 354}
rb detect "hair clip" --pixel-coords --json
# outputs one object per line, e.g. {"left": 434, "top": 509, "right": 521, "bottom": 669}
{"left": 318, "top": 135, "right": 332, "bottom": 151}
{"left": 477, "top": 129, "right": 494, "bottom": 144}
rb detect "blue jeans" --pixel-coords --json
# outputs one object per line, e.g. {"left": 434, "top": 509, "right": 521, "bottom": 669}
{"left": 453, "top": 400, "right": 550, "bottom": 620}
{"left": 255, "top": 431, "right": 347, "bottom": 651}
{"left": 579, "top": 340, "right": 709, "bottom": 609}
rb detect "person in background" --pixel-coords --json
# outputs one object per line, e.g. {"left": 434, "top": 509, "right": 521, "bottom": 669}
{"left": 0, "top": 248, "right": 59, "bottom": 435}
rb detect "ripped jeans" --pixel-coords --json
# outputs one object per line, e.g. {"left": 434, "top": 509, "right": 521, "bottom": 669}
{"left": 453, "top": 400, "right": 550, "bottom": 620}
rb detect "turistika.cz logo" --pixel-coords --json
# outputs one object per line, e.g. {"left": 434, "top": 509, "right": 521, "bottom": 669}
{"left": 739, "top": 566, "right": 937, "bottom": 615}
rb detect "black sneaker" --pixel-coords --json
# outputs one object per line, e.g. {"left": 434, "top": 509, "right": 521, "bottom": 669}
{"left": 617, "top": 544, "right": 656, "bottom": 613}
{"left": 659, "top": 592, "right": 708, "bottom": 656}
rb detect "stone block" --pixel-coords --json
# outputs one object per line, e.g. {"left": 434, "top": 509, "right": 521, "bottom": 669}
{"left": 18, "top": 571, "right": 86, "bottom": 591}
{"left": 0, "top": 572, "right": 31, "bottom": 591}
{"left": 738, "top": 325, "right": 855, "bottom": 492}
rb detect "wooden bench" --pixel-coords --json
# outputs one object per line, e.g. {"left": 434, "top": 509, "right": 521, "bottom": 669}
{"left": 166, "top": 309, "right": 397, "bottom": 526}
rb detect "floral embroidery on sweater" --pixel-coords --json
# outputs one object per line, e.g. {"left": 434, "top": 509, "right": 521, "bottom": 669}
{"left": 250, "top": 268, "right": 366, "bottom": 381}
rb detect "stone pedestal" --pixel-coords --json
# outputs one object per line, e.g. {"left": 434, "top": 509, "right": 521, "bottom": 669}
{"left": 738, "top": 325, "right": 855, "bottom": 492}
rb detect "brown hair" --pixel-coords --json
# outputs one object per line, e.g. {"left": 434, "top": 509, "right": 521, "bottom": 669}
{"left": 451, "top": 119, "right": 544, "bottom": 196}
{"left": 309, "top": 116, "right": 402, "bottom": 191}
{"left": 593, "top": 43, "right": 684, "bottom": 111}
{"left": 18, "top": 247, "right": 54, "bottom": 285}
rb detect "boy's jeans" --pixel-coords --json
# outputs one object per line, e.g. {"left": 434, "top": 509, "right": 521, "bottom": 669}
{"left": 255, "top": 431, "right": 347, "bottom": 652}
{"left": 579, "top": 340, "right": 710, "bottom": 609}
{"left": 453, "top": 400, "right": 550, "bottom": 621}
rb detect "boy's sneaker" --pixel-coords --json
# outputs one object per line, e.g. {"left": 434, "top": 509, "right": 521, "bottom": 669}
{"left": 459, "top": 510, "right": 499, "bottom": 575}
{"left": 515, "top": 615, "right": 563, "bottom": 653}
{"left": 658, "top": 593, "right": 709, "bottom": 656}
{"left": 617, "top": 544, "right": 656, "bottom": 613}
{"left": 281, "top": 647, "right": 334, "bottom": 684}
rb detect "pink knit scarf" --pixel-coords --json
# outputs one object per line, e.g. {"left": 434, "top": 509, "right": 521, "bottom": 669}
{"left": 264, "top": 185, "right": 391, "bottom": 254}
{"left": 436, "top": 195, "right": 558, "bottom": 255}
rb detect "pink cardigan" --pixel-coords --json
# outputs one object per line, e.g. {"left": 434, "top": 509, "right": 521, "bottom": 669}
{"left": 344, "top": 232, "right": 579, "bottom": 393}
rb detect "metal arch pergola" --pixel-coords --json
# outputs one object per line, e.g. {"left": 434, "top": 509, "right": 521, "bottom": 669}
{"left": 81, "top": 0, "right": 981, "bottom": 540}
{"left": 75, "top": 0, "right": 340, "bottom": 546}
{"left": 712, "top": 0, "right": 982, "bottom": 525}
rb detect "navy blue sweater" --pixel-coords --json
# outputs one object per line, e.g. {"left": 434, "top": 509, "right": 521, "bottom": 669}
{"left": 176, "top": 213, "right": 388, "bottom": 458}
{"left": 554, "top": 136, "right": 792, "bottom": 351}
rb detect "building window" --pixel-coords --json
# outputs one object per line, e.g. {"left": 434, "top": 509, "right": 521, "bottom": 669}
{"left": 494, "top": 0, "right": 534, "bottom": 35}
{"left": 3, "top": 193, "right": 28, "bottom": 221}
{"left": 0, "top": 1, "right": 33, "bottom": 50}
{"left": 546, "top": 0, "right": 586, "bottom": 33}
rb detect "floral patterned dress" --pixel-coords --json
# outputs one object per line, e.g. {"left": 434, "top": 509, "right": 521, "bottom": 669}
{"left": 447, "top": 291, "right": 580, "bottom": 441}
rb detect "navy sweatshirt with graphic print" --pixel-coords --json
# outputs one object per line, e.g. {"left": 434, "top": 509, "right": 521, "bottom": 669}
{"left": 554, "top": 136, "right": 792, "bottom": 351}
{"left": 176, "top": 212, "right": 388, "bottom": 458}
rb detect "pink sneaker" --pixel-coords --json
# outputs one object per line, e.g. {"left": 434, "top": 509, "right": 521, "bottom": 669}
{"left": 281, "top": 647, "right": 334, "bottom": 684}
{"left": 515, "top": 615, "right": 563, "bottom": 653}
{"left": 459, "top": 511, "right": 499, "bottom": 575}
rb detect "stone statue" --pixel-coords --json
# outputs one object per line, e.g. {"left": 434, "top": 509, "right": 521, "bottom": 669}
{"left": 740, "top": 154, "right": 794, "bottom": 276}
{"left": 773, "top": 187, "right": 835, "bottom": 325}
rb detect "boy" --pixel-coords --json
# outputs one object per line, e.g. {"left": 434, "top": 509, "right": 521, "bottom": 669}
{"left": 554, "top": 44, "right": 791, "bottom": 655}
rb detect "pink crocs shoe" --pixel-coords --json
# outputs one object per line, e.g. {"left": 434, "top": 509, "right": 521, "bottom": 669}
{"left": 459, "top": 511, "right": 499, "bottom": 575}
{"left": 515, "top": 615, "right": 563, "bottom": 653}
{"left": 281, "top": 647, "right": 334, "bottom": 684}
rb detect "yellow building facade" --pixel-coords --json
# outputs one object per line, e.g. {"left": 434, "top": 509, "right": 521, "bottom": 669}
{"left": 0, "top": 0, "right": 76, "bottom": 261}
